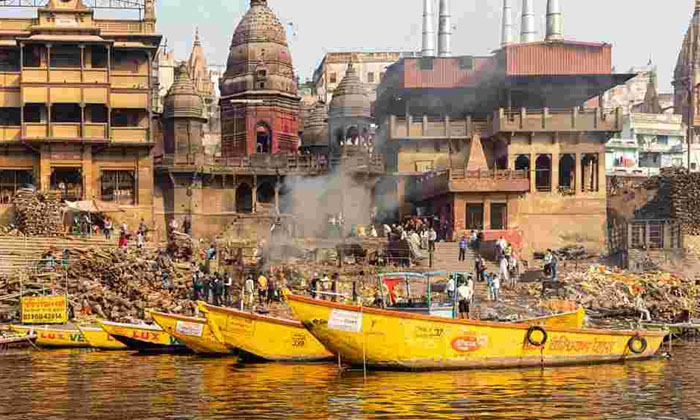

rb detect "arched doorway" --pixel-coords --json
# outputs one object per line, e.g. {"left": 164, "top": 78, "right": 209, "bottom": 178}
{"left": 558, "top": 154, "right": 576, "bottom": 191}
{"left": 256, "top": 122, "right": 271, "bottom": 154}
{"left": 345, "top": 126, "right": 359, "bottom": 146}
{"left": 535, "top": 154, "right": 552, "bottom": 192}
{"left": 236, "top": 184, "right": 253, "bottom": 213}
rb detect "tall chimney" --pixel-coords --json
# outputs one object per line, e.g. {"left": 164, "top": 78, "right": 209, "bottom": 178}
{"left": 501, "top": 0, "right": 514, "bottom": 47}
{"left": 545, "top": 0, "right": 563, "bottom": 42}
{"left": 520, "top": 0, "right": 536, "bottom": 42}
{"left": 438, "top": 0, "right": 451, "bottom": 57}
{"left": 422, "top": 0, "right": 436, "bottom": 56}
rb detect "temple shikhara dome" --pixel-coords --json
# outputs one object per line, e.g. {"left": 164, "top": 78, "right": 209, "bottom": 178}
{"left": 219, "top": 0, "right": 301, "bottom": 157}
{"left": 221, "top": 0, "right": 296, "bottom": 97}
{"left": 329, "top": 61, "right": 371, "bottom": 119}
{"left": 164, "top": 63, "right": 205, "bottom": 120}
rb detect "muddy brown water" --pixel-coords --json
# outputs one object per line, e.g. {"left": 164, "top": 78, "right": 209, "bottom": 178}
{"left": 0, "top": 343, "right": 698, "bottom": 419}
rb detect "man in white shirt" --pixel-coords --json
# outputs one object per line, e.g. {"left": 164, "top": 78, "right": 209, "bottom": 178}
{"left": 446, "top": 276, "right": 456, "bottom": 300}
{"left": 457, "top": 281, "right": 473, "bottom": 319}
{"left": 428, "top": 228, "right": 437, "bottom": 252}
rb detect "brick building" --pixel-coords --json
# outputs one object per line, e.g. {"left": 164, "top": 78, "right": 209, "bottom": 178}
{"left": 375, "top": 0, "right": 632, "bottom": 256}
{"left": 0, "top": 0, "right": 160, "bottom": 226}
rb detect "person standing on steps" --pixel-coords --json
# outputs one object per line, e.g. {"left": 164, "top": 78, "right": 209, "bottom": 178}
{"left": 428, "top": 227, "right": 437, "bottom": 252}
{"left": 458, "top": 234, "right": 468, "bottom": 262}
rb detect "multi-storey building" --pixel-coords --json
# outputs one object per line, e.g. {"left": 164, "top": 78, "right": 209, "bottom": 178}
{"left": 312, "top": 51, "right": 418, "bottom": 106}
{"left": 0, "top": 0, "right": 160, "bottom": 225}
{"left": 375, "top": 0, "right": 634, "bottom": 255}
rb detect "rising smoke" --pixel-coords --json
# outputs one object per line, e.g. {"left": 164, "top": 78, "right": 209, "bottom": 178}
{"left": 283, "top": 169, "right": 375, "bottom": 240}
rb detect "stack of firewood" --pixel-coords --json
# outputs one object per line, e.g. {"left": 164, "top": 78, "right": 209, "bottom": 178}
{"left": 665, "top": 167, "right": 700, "bottom": 235}
{"left": 167, "top": 231, "right": 196, "bottom": 262}
{"left": 12, "top": 189, "right": 65, "bottom": 237}
{"left": 0, "top": 247, "right": 195, "bottom": 322}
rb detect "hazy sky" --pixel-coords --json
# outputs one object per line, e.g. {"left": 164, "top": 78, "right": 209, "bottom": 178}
{"left": 133, "top": 0, "right": 694, "bottom": 91}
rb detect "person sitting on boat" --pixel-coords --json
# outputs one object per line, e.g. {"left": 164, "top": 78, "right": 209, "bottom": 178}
{"left": 635, "top": 291, "right": 651, "bottom": 322}
{"left": 456, "top": 280, "right": 473, "bottom": 319}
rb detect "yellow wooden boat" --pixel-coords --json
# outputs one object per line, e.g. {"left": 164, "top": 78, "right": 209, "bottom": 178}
{"left": 77, "top": 325, "right": 128, "bottom": 350}
{"left": 523, "top": 307, "right": 586, "bottom": 329}
{"left": 10, "top": 324, "right": 89, "bottom": 348}
{"left": 97, "top": 320, "right": 188, "bottom": 353}
{"left": 150, "top": 311, "right": 235, "bottom": 356}
{"left": 198, "top": 302, "right": 334, "bottom": 362}
{"left": 287, "top": 295, "right": 666, "bottom": 370}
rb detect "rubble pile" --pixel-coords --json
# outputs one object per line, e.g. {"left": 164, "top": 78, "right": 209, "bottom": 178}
{"left": 12, "top": 189, "right": 65, "bottom": 236}
{"left": 529, "top": 265, "right": 699, "bottom": 321}
{"left": 0, "top": 247, "right": 194, "bottom": 321}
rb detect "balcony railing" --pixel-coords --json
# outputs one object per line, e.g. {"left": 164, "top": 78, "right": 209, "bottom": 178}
{"left": 155, "top": 152, "right": 386, "bottom": 175}
{"left": 409, "top": 168, "right": 530, "bottom": 200}
{"left": 0, "top": 126, "right": 20, "bottom": 142}
{"left": 495, "top": 107, "right": 623, "bottom": 133}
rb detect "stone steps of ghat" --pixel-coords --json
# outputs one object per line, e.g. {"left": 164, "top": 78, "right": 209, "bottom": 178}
{"left": 0, "top": 235, "right": 159, "bottom": 276}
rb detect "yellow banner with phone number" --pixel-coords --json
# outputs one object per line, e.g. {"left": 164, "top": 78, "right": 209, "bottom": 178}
{"left": 21, "top": 295, "right": 68, "bottom": 324}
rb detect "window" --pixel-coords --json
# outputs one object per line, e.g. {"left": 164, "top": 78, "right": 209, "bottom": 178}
{"left": 535, "top": 154, "right": 552, "bottom": 192}
{"left": 101, "top": 170, "right": 135, "bottom": 204}
{"left": 693, "top": 163, "right": 698, "bottom": 171}
{"left": 0, "top": 170, "right": 33, "bottom": 203}
{"left": 490, "top": 203, "right": 507, "bottom": 230}
{"left": 50, "top": 46, "right": 81, "bottom": 68}
{"left": 466, "top": 204, "right": 484, "bottom": 230}
{"left": 23, "top": 104, "right": 45, "bottom": 123}
{"left": 0, "top": 108, "right": 20, "bottom": 126}
{"left": 0, "top": 49, "right": 19, "bottom": 72}
{"left": 23, "top": 45, "right": 43, "bottom": 68}
{"left": 458, "top": 56, "right": 474, "bottom": 70}
{"left": 367, "top": 72, "right": 375, "bottom": 83}
{"left": 257, "top": 69, "right": 267, "bottom": 78}
{"left": 419, "top": 57, "right": 434, "bottom": 71}
{"left": 90, "top": 46, "right": 107, "bottom": 69}
{"left": 657, "top": 136, "right": 669, "bottom": 145}
{"left": 52, "top": 104, "right": 81, "bottom": 123}
{"left": 329, "top": 72, "right": 337, "bottom": 84}
{"left": 88, "top": 105, "right": 107, "bottom": 124}
{"left": 51, "top": 168, "right": 83, "bottom": 201}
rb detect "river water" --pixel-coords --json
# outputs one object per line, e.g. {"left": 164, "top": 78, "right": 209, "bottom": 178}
{"left": 0, "top": 342, "right": 699, "bottom": 419}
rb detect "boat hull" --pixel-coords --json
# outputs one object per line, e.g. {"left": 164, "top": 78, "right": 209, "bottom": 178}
{"left": 77, "top": 326, "right": 128, "bottom": 350}
{"left": 198, "top": 302, "right": 334, "bottom": 362}
{"left": 97, "top": 320, "right": 188, "bottom": 353}
{"left": 287, "top": 295, "right": 666, "bottom": 371}
{"left": 10, "top": 325, "right": 89, "bottom": 348}
{"left": 0, "top": 333, "right": 37, "bottom": 349}
{"left": 150, "top": 311, "right": 235, "bottom": 356}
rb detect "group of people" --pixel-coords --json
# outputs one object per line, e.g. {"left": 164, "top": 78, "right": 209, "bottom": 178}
{"left": 495, "top": 236, "right": 519, "bottom": 289}
{"left": 307, "top": 272, "right": 341, "bottom": 301}
{"left": 242, "top": 268, "right": 291, "bottom": 309}
{"left": 192, "top": 268, "right": 233, "bottom": 306}
{"left": 384, "top": 222, "right": 438, "bottom": 252}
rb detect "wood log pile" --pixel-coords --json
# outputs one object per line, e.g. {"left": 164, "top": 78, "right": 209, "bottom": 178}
{"left": 12, "top": 189, "right": 65, "bottom": 237}
{"left": 665, "top": 167, "right": 700, "bottom": 235}
{"left": 0, "top": 247, "right": 195, "bottom": 322}
{"left": 167, "top": 231, "right": 196, "bottom": 261}
{"left": 527, "top": 265, "right": 700, "bottom": 322}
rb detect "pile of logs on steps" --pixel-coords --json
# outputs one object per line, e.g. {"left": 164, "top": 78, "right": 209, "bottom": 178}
{"left": 666, "top": 167, "right": 700, "bottom": 235}
{"left": 0, "top": 247, "right": 195, "bottom": 322}
{"left": 13, "top": 189, "right": 65, "bottom": 237}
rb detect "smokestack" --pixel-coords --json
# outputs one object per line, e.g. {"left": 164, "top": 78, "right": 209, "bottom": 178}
{"left": 545, "top": 0, "right": 563, "bottom": 42}
{"left": 438, "top": 0, "right": 451, "bottom": 57}
{"left": 422, "top": 0, "right": 436, "bottom": 56}
{"left": 520, "top": 0, "right": 536, "bottom": 43}
{"left": 501, "top": 0, "right": 514, "bottom": 47}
